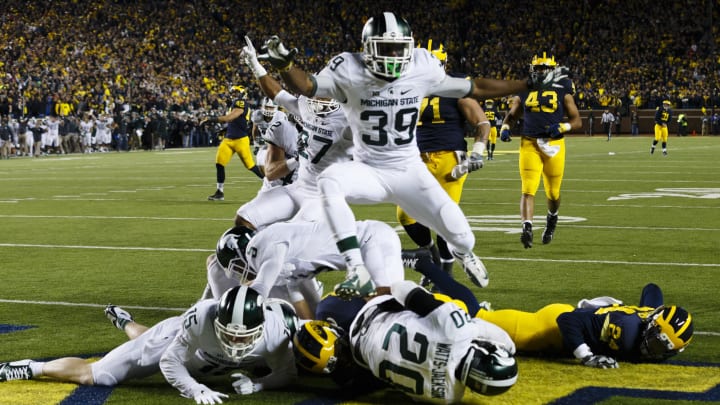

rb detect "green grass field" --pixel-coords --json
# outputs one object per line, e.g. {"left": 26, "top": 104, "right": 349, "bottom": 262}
{"left": 1, "top": 135, "right": 719, "bottom": 404}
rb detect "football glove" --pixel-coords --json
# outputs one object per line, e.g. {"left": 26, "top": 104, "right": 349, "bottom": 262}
{"left": 581, "top": 355, "right": 619, "bottom": 369}
{"left": 189, "top": 385, "right": 228, "bottom": 404}
{"left": 231, "top": 373, "right": 261, "bottom": 395}
{"left": 548, "top": 123, "right": 571, "bottom": 139}
{"left": 241, "top": 36, "right": 267, "bottom": 78}
{"left": 528, "top": 66, "right": 570, "bottom": 91}
{"left": 468, "top": 142, "right": 485, "bottom": 172}
{"left": 450, "top": 151, "right": 469, "bottom": 179}
{"left": 259, "top": 35, "right": 298, "bottom": 70}
{"left": 500, "top": 124, "right": 512, "bottom": 142}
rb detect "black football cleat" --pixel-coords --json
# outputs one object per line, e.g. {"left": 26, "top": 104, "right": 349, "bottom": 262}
{"left": 207, "top": 189, "right": 224, "bottom": 201}
{"left": 520, "top": 222, "right": 533, "bottom": 249}
{"left": 0, "top": 360, "right": 33, "bottom": 382}
{"left": 542, "top": 214, "right": 558, "bottom": 245}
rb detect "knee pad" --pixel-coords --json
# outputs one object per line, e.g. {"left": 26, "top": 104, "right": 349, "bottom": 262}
{"left": 437, "top": 201, "right": 474, "bottom": 251}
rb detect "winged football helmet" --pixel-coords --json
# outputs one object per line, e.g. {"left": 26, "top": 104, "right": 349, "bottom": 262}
{"left": 293, "top": 320, "right": 350, "bottom": 375}
{"left": 485, "top": 99, "right": 494, "bottom": 108}
{"left": 216, "top": 226, "right": 256, "bottom": 283}
{"left": 529, "top": 52, "right": 557, "bottom": 84}
{"left": 214, "top": 285, "right": 265, "bottom": 361}
{"left": 420, "top": 38, "right": 447, "bottom": 66}
{"left": 264, "top": 298, "right": 299, "bottom": 338}
{"left": 230, "top": 85, "right": 248, "bottom": 100}
{"left": 361, "top": 12, "right": 414, "bottom": 79}
{"left": 640, "top": 305, "right": 693, "bottom": 361}
{"left": 260, "top": 97, "right": 278, "bottom": 119}
{"left": 456, "top": 340, "right": 518, "bottom": 396}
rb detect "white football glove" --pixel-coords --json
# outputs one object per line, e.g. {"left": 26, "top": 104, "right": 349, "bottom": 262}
{"left": 450, "top": 151, "right": 468, "bottom": 180}
{"left": 189, "top": 385, "right": 228, "bottom": 404}
{"left": 581, "top": 354, "right": 619, "bottom": 369}
{"left": 258, "top": 35, "right": 298, "bottom": 70}
{"left": 231, "top": 373, "right": 261, "bottom": 395}
{"left": 241, "top": 36, "right": 267, "bottom": 79}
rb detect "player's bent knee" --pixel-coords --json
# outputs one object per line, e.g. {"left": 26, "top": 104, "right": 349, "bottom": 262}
{"left": 91, "top": 368, "right": 119, "bottom": 386}
{"left": 438, "top": 201, "right": 474, "bottom": 251}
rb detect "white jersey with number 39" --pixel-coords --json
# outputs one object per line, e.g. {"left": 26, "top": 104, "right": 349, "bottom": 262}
{"left": 315, "top": 48, "right": 470, "bottom": 168}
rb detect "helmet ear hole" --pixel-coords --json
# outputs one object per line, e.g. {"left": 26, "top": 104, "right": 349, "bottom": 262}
{"left": 216, "top": 226, "right": 256, "bottom": 282}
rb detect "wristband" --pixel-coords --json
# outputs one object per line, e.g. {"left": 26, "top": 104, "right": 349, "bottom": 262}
{"left": 286, "top": 157, "right": 299, "bottom": 171}
{"left": 472, "top": 141, "right": 486, "bottom": 156}
{"left": 280, "top": 61, "right": 294, "bottom": 72}
{"left": 573, "top": 343, "right": 593, "bottom": 360}
{"left": 559, "top": 122, "right": 571, "bottom": 133}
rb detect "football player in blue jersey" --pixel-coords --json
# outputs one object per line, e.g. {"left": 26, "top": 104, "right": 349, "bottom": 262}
{"left": 401, "top": 252, "right": 694, "bottom": 368}
{"left": 651, "top": 99, "right": 672, "bottom": 156}
{"left": 396, "top": 40, "right": 491, "bottom": 284}
{"left": 205, "top": 85, "right": 264, "bottom": 201}
{"left": 483, "top": 99, "right": 499, "bottom": 160}
{"left": 500, "top": 53, "right": 581, "bottom": 248}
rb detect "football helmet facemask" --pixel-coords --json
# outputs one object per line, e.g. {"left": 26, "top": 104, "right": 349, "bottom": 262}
{"left": 216, "top": 226, "right": 256, "bottom": 283}
{"left": 293, "top": 320, "right": 350, "bottom": 375}
{"left": 529, "top": 52, "right": 557, "bottom": 84}
{"left": 361, "top": 12, "right": 414, "bottom": 79}
{"left": 456, "top": 340, "right": 518, "bottom": 396}
{"left": 260, "top": 97, "right": 278, "bottom": 120}
{"left": 485, "top": 99, "right": 494, "bottom": 108}
{"left": 303, "top": 97, "right": 340, "bottom": 118}
{"left": 640, "top": 305, "right": 693, "bottom": 361}
{"left": 214, "top": 286, "right": 265, "bottom": 361}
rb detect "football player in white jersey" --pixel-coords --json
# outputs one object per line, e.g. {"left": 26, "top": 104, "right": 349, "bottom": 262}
{"left": 250, "top": 97, "right": 277, "bottom": 170}
{"left": 235, "top": 36, "right": 353, "bottom": 231}
{"left": 79, "top": 112, "right": 95, "bottom": 153}
{"left": 249, "top": 98, "right": 299, "bottom": 193}
{"left": 295, "top": 281, "right": 518, "bottom": 403}
{"left": 0, "top": 286, "right": 297, "bottom": 404}
{"left": 257, "top": 12, "right": 569, "bottom": 299}
{"left": 204, "top": 220, "right": 404, "bottom": 320}
{"left": 94, "top": 113, "right": 113, "bottom": 152}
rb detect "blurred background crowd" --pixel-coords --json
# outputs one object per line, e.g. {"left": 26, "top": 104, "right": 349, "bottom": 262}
{"left": 0, "top": 0, "right": 718, "bottom": 152}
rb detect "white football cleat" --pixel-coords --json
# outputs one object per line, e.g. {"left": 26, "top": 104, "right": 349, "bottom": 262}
{"left": 452, "top": 251, "right": 489, "bottom": 288}
{"left": 105, "top": 305, "right": 134, "bottom": 330}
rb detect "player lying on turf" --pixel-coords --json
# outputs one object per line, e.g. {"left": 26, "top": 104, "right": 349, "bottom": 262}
{"left": 402, "top": 249, "right": 694, "bottom": 368}
{"left": 294, "top": 280, "right": 519, "bottom": 403}
{"left": 0, "top": 286, "right": 298, "bottom": 404}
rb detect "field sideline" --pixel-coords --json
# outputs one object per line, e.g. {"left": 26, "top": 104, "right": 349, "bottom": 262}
{"left": 1, "top": 136, "right": 719, "bottom": 404}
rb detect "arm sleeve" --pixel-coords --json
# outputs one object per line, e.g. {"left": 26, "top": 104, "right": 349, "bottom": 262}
{"left": 428, "top": 76, "right": 473, "bottom": 99}
{"left": 556, "top": 311, "right": 594, "bottom": 358}
{"left": 159, "top": 330, "right": 204, "bottom": 398}
{"left": 273, "top": 90, "right": 301, "bottom": 116}
{"left": 250, "top": 242, "right": 289, "bottom": 297}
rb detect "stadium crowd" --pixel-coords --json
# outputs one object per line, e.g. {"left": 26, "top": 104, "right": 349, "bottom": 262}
{"left": 0, "top": 0, "right": 718, "bottom": 152}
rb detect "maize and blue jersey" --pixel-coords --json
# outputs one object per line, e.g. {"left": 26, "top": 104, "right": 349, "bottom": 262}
{"left": 518, "top": 78, "right": 576, "bottom": 138}
{"left": 415, "top": 72, "right": 469, "bottom": 153}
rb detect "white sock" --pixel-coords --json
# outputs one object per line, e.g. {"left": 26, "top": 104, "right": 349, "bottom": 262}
{"left": 29, "top": 361, "right": 45, "bottom": 377}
